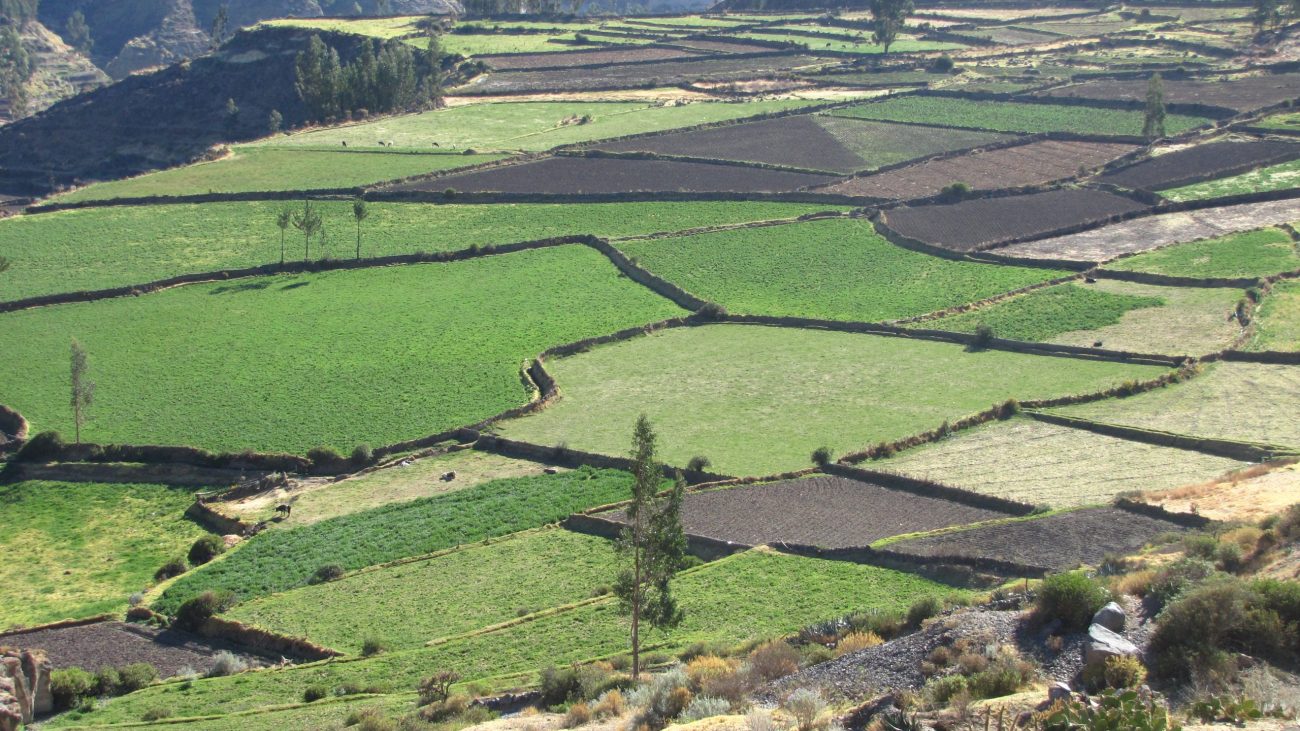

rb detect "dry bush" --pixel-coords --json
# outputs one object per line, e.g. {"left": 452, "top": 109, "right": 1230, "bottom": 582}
{"left": 834, "top": 631, "right": 882, "bottom": 658}
{"left": 700, "top": 666, "right": 749, "bottom": 710}
{"left": 746, "top": 709, "right": 776, "bottom": 731}
{"left": 593, "top": 689, "right": 625, "bottom": 719}
{"left": 748, "top": 640, "right": 800, "bottom": 683}
{"left": 564, "top": 702, "right": 592, "bottom": 728}
{"left": 784, "top": 688, "right": 828, "bottom": 731}
{"left": 1113, "top": 569, "right": 1158, "bottom": 598}
{"left": 686, "top": 655, "right": 736, "bottom": 689}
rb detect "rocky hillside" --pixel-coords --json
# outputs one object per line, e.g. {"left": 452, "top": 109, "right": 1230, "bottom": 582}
{"left": 0, "top": 18, "right": 108, "bottom": 123}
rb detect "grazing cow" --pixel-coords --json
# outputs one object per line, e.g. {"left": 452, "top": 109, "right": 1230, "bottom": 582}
{"left": 341, "top": 140, "right": 347, "bottom": 147}
{"left": 1093, "top": 341, "right": 1104, "bottom": 348}
{"left": 275, "top": 503, "right": 292, "bottom": 518}
{"left": 1085, "top": 277, "right": 1097, "bottom": 284}
{"left": 543, "top": 467, "right": 558, "bottom": 475}
{"left": 440, "top": 471, "right": 457, "bottom": 482}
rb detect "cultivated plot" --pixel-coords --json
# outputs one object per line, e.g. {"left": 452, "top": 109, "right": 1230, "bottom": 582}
{"left": 497, "top": 324, "right": 1169, "bottom": 475}
{"left": 884, "top": 507, "right": 1192, "bottom": 570}
{"left": 0, "top": 621, "right": 266, "bottom": 678}
{"left": 1251, "top": 280, "right": 1300, "bottom": 351}
{"left": 1098, "top": 139, "right": 1300, "bottom": 192}
{"left": 56, "top": 148, "right": 503, "bottom": 202}
{"left": 814, "top": 116, "right": 1016, "bottom": 169}
{"left": 0, "top": 480, "right": 209, "bottom": 629}
{"left": 0, "top": 200, "right": 838, "bottom": 302}
{"left": 477, "top": 45, "right": 704, "bottom": 70}
{"left": 1161, "top": 158, "right": 1300, "bottom": 201}
{"left": 617, "top": 218, "right": 1066, "bottom": 322}
{"left": 0, "top": 246, "right": 685, "bottom": 454}
{"left": 1053, "top": 361, "right": 1300, "bottom": 448}
{"left": 875, "top": 416, "right": 1246, "bottom": 507}
{"left": 993, "top": 199, "right": 1300, "bottom": 263}
{"left": 599, "top": 474, "right": 1010, "bottom": 548}
{"left": 831, "top": 96, "right": 1210, "bottom": 136}
{"left": 459, "top": 54, "right": 831, "bottom": 94}
{"left": 1038, "top": 72, "right": 1300, "bottom": 113}
{"left": 1103, "top": 226, "right": 1300, "bottom": 279}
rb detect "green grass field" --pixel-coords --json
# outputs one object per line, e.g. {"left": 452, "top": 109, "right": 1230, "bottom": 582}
{"left": 0, "top": 200, "right": 837, "bottom": 302}
{"left": 498, "top": 324, "right": 1169, "bottom": 475}
{"left": 259, "top": 16, "right": 423, "bottom": 38}
{"left": 736, "top": 32, "right": 964, "bottom": 53}
{"left": 926, "top": 282, "right": 1164, "bottom": 341}
{"left": 258, "top": 99, "right": 822, "bottom": 152}
{"left": 225, "top": 528, "right": 617, "bottom": 653}
{"left": 876, "top": 415, "right": 1245, "bottom": 508}
{"left": 58, "top": 549, "right": 960, "bottom": 727}
{"left": 0, "top": 480, "right": 209, "bottom": 630}
{"left": 618, "top": 219, "right": 1066, "bottom": 322}
{"left": 1256, "top": 111, "right": 1300, "bottom": 131}
{"left": 1251, "top": 280, "right": 1300, "bottom": 352}
{"left": 1160, "top": 159, "right": 1300, "bottom": 201}
{"left": 154, "top": 467, "right": 636, "bottom": 615}
{"left": 1044, "top": 281, "right": 1243, "bottom": 356}
{"left": 1054, "top": 362, "right": 1300, "bottom": 448}
{"left": 831, "top": 96, "right": 1211, "bottom": 135}
{"left": 57, "top": 148, "right": 503, "bottom": 203}
{"left": 1103, "top": 227, "right": 1300, "bottom": 279}
{"left": 0, "top": 246, "right": 684, "bottom": 454}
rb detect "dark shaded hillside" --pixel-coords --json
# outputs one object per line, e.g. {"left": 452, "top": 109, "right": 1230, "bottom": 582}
{"left": 0, "top": 27, "right": 385, "bottom": 196}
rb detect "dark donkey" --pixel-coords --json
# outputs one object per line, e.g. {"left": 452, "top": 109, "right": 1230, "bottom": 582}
{"left": 275, "top": 503, "right": 292, "bottom": 518}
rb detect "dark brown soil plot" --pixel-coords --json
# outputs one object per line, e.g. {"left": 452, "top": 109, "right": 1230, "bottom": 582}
{"left": 885, "top": 507, "right": 1191, "bottom": 571}
{"left": 594, "top": 115, "right": 869, "bottom": 173}
{"left": 1099, "top": 139, "right": 1300, "bottom": 192}
{"left": 882, "top": 188, "right": 1147, "bottom": 251}
{"left": 825, "top": 140, "right": 1137, "bottom": 199}
{"left": 0, "top": 621, "right": 268, "bottom": 677}
{"left": 1038, "top": 72, "right": 1300, "bottom": 113}
{"left": 478, "top": 46, "right": 705, "bottom": 71}
{"left": 390, "top": 156, "right": 836, "bottom": 194}
{"left": 599, "top": 475, "right": 1009, "bottom": 548}
{"left": 673, "top": 39, "right": 783, "bottom": 54}
{"left": 460, "top": 54, "right": 829, "bottom": 94}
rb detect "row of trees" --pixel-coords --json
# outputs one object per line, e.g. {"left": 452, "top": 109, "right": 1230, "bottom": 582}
{"left": 294, "top": 30, "right": 446, "bottom": 123}
{"left": 273, "top": 198, "right": 373, "bottom": 264}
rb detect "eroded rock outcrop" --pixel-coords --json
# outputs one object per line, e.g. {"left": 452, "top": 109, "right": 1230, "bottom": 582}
{"left": 0, "top": 648, "right": 52, "bottom": 730}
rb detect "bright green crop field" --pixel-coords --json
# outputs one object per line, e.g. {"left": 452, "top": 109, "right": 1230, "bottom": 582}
{"left": 59, "top": 549, "right": 961, "bottom": 727}
{"left": 618, "top": 218, "right": 1066, "bottom": 322}
{"left": 0, "top": 246, "right": 684, "bottom": 454}
{"left": 1161, "top": 159, "right": 1300, "bottom": 201}
{"left": 154, "top": 467, "right": 636, "bottom": 615}
{"left": 259, "top": 16, "right": 424, "bottom": 38}
{"left": 1251, "top": 280, "right": 1300, "bottom": 351}
{"left": 225, "top": 528, "right": 617, "bottom": 653}
{"left": 926, "top": 282, "right": 1164, "bottom": 341}
{"left": 0, "top": 480, "right": 209, "bottom": 629}
{"left": 736, "top": 32, "right": 964, "bottom": 53}
{"left": 257, "top": 99, "right": 822, "bottom": 151}
{"left": 0, "top": 200, "right": 838, "bottom": 302}
{"left": 831, "top": 96, "right": 1211, "bottom": 136}
{"left": 57, "top": 148, "right": 503, "bottom": 203}
{"left": 497, "top": 324, "right": 1168, "bottom": 475}
{"left": 1103, "top": 227, "right": 1300, "bottom": 279}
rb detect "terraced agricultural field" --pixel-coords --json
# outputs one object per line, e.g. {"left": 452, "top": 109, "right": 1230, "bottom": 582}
{"left": 497, "top": 324, "right": 1169, "bottom": 475}
{"left": 258, "top": 99, "right": 822, "bottom": 151}
{"left": 58, "top": 550, "right": 961, "bottom": 727}
{"left": 813, "top": 116, "right": 1016, "bottom": 168}
{"left": 1038, "top": 72, "right": 1300, "bottom": 113}
{"left": 598, "top": 474, "right": 1011, "bottom": 548}
{"left": 734, "top": 32, "right": 962, "bottom": 54}
{"left": 884, "top": 507, "right": 1192, "bottom": 571}
{"left": 1053, "top": 362, "right": 1300, "bottom": 449}
{"left": 224, "top": 528, "right": 618, "bottom": 653}
{"left": 929, "top": 280, "right": 1243, "bottom": 355}
{"left": 1161, "top": 158, "right": 1300, "bottom": 201}
{"left": 56, "top": 148, "right": 503, "bottom": 202}
{"left": 1098, "top": 139, "right": 1300, "bottom": 192}
{"left": 258, "top": 16, "right": 424, "bottom": 38}
{"left": 617, "top": 218, "right": 1066, "bottom": 321}
{"left": 477, "top": 46, "right": 703, "bottom": 70}
{"left": 0, "top": 620, "right": 268, "bottom": 678}
{"left": 0, "top": 480, "right": 209, "bottom": 629}
{"left": 1251, "top": 280, "right": 1300, "bottom": 351}
{"left": 0, "top": 200, "right": 837, "bottom": 302}
{"left": 883, "top": 188, "right": 1146, "bottom": 252}
{"left": 875, "top": 416, "right": 1247, "bottom": 507}
{"left": 437, "top": 33, "right": 603, "bottom": 56}
{"left": 824, "top": 139, "right": 1136, "bottom": 199}
{"left": 459, "top": 54, "right": 832, "bottom": 94}
{"left": 1103, "top": 226, "right": 1300, "bottom": 279}
{"left": 0, "top": 246, "right": 684, "bottom": 453}
{"left": 154, "top": 467, "right": 638, "bottom": 615}
{"left": 831, "top": 96, "right": 1211, "bottom": 135}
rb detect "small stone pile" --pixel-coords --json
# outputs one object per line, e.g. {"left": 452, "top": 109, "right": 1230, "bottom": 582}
{"left": 0, "top": 647, "right": 51, "bottom": 731}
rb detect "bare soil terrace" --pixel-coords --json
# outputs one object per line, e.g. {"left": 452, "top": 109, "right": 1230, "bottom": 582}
{"left": 0, "top": 621, "right": 269, "bottom": 677}
{"left": 1038, "top": 72, "right": 1300, "bottom": 113}
{"left": 478, "top": 45, "right": 706, "bottom": 71}
{"left": 1099, "top": 139, "right": 1300, "bottom": 192}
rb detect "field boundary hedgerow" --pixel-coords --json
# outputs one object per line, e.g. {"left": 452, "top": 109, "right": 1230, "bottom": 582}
{"left": 1023, "top": 409, "right": 1295, "bottom": 462}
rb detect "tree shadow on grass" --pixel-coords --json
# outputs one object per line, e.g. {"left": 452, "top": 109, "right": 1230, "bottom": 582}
{"left": 209, "top": 280, "right": 273, "bottom": 295}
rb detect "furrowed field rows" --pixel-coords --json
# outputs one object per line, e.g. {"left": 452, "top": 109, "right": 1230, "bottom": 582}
{"left": 875, "top": 416, "right": 1247, "bottom": 507}
{"left": 497, "top": 324, "right": 1169, "bottom": 475}
{"left": 0, "top": 246, "right": 685, "bottom": 454}
{"left": 617, "top": 218, "right": 1067, "bottom": 322}
{"left": 830, "top": 96, "right": 1211, "bottom": 136}
{"left": 1053, "top": 362, "right": 1300, "bottom": 448}
{"left": 0, "top": 480, "right": 210, "bottom": 629}
{"left": 53, "top": 550, "right": 962, "bottom": 727}
{"left": 1098, "top": 139, "right": 1300, "bottom": 192}
{"left": 0, "top": 200, "right": 838, "bottom": 302}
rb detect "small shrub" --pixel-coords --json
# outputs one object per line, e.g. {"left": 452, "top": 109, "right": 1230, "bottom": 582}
{"left": 1215, "top": 541, "right": 1244, "bottom": 572}
{"left": 924, "top": 674, "right": 967, "bottom": 706}
{"left": 347, "top": 707, "right": 397, "bottom": 730}
{"left": 784, "top": 688, "right": 827, "bottom": 731}
{"left": 539, "top": 665, "right": 581, "bottom": 707}
{"left": 173, "top": 590, "right": 236, "bottom": 632}
{"left": 419, "top": 694, "right": 471, "bottom": 723}
{"left": 941, "top": 181, "right": 973, "bottom": 202}
{"left": 746, "top": 709, "right": 776, "bottom": 731}
{"left": 564, "top": 702, "right": 592, "bottom": 728}
{"left": 304, "top": 684, "right": 330, "bottom": 702}
{"left": 187, "top": 534, "right": 226, "bottom": 566}
{"left": 848, "top": 608, "right": 906, "bottom": 639}
{"left": 1149, "top": 578, "right": 1292, "bottom": 680}
{"left": 593, "top": 689, "right": 626, "bottom": 719}
{"left": 141, "top": 707, "right": 173, "bottom": 722}
{"left": 207, "top": 651, "right": 247, "bottom": 677}
{"left": 685, "top": 655, "right": 734, "bottom": 688}
{"left": 417, "top": 670, "right": 462, "bottom": 706}
{"left": 154, "top": 557, "right": 188, "bottom": 582}
{"left": 811, "top": 446, "right": 834, "bottom": 467}
{"left": 628, "top": 668, "right": 691, "bottom": 729}
{"left": 1146, "top": 557, "right": 1219, "bottom": 608}
{"left": 351, "top": 443, "right": 373, "bottom": 465}
{"left": 748, "top": 640, "right": 799, "bottom": 682}
{"left": 930, "top": 55, "right": 955, "bottom": 72}
{"left": 307, "top": 445, "right": 345, "bottom": 466}
{"left": 15, "top": 430, "right": 65, "bottom": 461}
{"left": 361, "top": 637, "right": 390, "bottom": 657}
{"left": 1182, "top": 533, "right": 1218, "bottom": 560}
{"left": 686, "top": 455, "right": 711, "bottom": 473}
{"left": 834, "top": 630, "right": 882, "bottom": 657}
{"left": 696, "top": 302, "right": 728, "bottom": 320}
{"left": 1085, "top": 655, "right": 1147, "bottom": 691}
{"left": 1035, "top": 571, "right": 1109, "bottom": 631}
{"left": 116, "top": 663, "right": 159, "bottom": 692}
{"left": 907, "top": 595, "right": 943, "bottom": 628}
{"left": 1189, "top": 695, "right": 1263, "bottom": 724}
{"left": 682, "top": 695, "right": 731, "bottom": 722}
{"left": 310, "top": 564, "right": 346, "bottom": 584}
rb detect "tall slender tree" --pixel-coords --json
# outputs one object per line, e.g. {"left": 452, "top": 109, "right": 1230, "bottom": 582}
{"left": 613, "top": 416, "right": 687, "bottom": 680}
{"left": 70, "top": 338, "right": 94, "bottom": 445}
{"left": 65, "top": 10, "right": 92, "bottom": 55}
{"left": 292, "top": 198, "right": 323, "bottom": 262}
{"left": 352, "top": 198, "right": 369, "bottom": 260}
{"left": 275, "top": 207, "right": 292, "bottom": 266}
{"left": 868, "top": 0, "right": 914, "bottom": 55}
{"left": 1143, "top": 72, "right": 1167, "bottom": 141}
{"left": 210, "top": 3, "right": 230, "bottom": 50}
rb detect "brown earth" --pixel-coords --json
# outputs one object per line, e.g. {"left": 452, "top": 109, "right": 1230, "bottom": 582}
{"left": 1099, "top": 138, "right": 1300, "bottom": 192}
{"left": 0, "top": 621, "right": 269, "bottom": 677}
{"left": 458, "top": 54, "right": 831, "bottom": 95}
{"left": 478, "top": 46, "right": 707, "bottom": 71}
{"left": 1038, "top": 71, "right": 1300, "bottom": 113}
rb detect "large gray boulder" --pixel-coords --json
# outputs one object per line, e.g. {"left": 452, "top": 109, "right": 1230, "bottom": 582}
{"left": 1085, "top": 623, "right": 1138, "bottom": 669}
{"left": 1092, "top": 602, "right": 1126, "bottom": 633}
